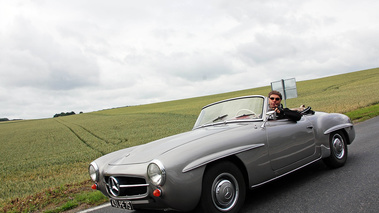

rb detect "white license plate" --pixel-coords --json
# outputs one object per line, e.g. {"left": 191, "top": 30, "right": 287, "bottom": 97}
{"left": 110, "top": 199, "right": 133, "bottom": 210}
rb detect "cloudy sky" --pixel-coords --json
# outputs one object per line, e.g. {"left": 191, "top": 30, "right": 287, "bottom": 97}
{"left": 1, "top": 0, "right": 378, "bottom": 119}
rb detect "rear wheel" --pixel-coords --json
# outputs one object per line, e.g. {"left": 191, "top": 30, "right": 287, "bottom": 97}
{"left": 323, "top": 131, "right": 348, "bottom": 168}
{"left": 198, "top": 161, "right": 246, "bottom": 213}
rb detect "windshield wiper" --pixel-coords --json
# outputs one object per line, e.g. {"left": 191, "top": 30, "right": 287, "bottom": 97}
{"left": 212, "top": 114, "right": 228, "bottom": 122}
{"left": 236, "top": 113, "right": 255, "bottom": 118}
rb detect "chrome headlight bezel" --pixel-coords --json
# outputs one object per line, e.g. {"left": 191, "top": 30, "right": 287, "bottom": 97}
{"left": 89, "top": 162, "right": 99, "bottom": 182}
{"left": 147, "top": 160, "right": 166, "bottom": 186}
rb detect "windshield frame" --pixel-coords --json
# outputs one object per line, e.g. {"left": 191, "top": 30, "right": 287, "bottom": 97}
{"left": 193, "top": 95, "right": 267, "bottom": 129}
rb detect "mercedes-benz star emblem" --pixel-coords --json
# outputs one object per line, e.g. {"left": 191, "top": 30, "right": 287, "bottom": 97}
{"left": 109, "top": 176, "right": 120, "bottom": 196}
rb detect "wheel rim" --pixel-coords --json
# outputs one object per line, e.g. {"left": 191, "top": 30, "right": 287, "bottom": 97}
{"left": 332, "top": 134, "right": 345, "bottom": 159}
{"left": 211, "top": 173, "right": 239, "bottom": 211}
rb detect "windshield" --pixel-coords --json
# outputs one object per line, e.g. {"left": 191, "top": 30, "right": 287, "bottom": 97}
{"left": 193, "top": 96, "right": 264, "bottom": 129}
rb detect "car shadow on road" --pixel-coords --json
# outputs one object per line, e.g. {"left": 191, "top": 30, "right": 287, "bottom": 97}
{"left": 128, "top": 159, "right": 358, "bottom": 213}
{"left": 246, "top": 161, "right": 329, "bottom": 202}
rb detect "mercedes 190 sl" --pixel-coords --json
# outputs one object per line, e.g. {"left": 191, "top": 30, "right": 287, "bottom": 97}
{"left": 88, "top": 95, "right": 355, "bottom": 213}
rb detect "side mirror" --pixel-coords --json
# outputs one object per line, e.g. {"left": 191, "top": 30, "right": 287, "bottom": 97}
{"left": 266, "top": 111, "right": 276, "bottom": 121}
{"left": 261, "top": 111, "right": 276, "bottom": 128}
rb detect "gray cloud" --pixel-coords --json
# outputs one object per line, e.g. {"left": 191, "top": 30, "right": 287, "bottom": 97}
{"left": 0, "top": 16, "right": 99, "bottom": 90}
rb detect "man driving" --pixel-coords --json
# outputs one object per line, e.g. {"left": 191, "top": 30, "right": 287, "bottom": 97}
{"left": 268, "top": 90, "right": 302, "bottom": 121}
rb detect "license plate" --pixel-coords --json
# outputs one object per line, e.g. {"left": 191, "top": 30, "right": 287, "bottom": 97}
{"left": 110, "top": 199, "right": 133, "bottom": 210}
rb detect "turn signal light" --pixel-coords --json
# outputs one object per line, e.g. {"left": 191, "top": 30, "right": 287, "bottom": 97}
{"left": 91, "top": 184, "right": 97, "bottom": 190}
{"left": 153, "top": 189, "right": 162, "bottom": 197}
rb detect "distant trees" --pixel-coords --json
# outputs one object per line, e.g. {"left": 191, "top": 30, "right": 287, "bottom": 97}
{"left": 53, "top": 111, "right": 76, "bottom": 118}
{"left": 0, "top": 118, "right": 9, "bottom": 122}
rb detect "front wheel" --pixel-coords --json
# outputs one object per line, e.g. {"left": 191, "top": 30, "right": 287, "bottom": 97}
{"left": 323, "top": 131, "right": 348, "bottom": 168}
{"left": 198, "top": 161, "right": 246, "bottom": 213}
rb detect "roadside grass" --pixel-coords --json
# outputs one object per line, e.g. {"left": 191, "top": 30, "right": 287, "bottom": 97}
{"left": 345, "top": 102, "right": 379, "bottom": 123}
{"left": 1, "top": 180, "right": 108, "bottom": 213}
{"left": 0, "top": 68, "right": 378, "bottom": 212}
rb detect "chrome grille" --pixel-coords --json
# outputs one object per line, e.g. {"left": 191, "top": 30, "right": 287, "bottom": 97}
{"left": 105, "top": 176, "right": 149, "bottom": 198}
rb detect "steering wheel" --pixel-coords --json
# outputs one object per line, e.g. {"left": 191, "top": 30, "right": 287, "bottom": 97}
{"left": 235, "top": 109, "right": 256, "bottom": 118}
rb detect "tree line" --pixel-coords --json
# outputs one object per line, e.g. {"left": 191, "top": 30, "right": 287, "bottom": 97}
{"left": 0, "top": 111, "right": 84, "bottom": 121}
{"left": 53, "top": 111, "right": 83, "bottom": 118}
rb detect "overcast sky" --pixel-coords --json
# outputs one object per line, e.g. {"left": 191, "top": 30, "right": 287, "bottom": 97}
{"left": 1, "top": 0, "right": 378, "bottom": 119}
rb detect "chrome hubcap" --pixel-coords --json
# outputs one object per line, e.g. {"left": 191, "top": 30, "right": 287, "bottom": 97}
{"left": 212, "top": 173, "right": 239, "bottom": 211}
{"left": 332, "top": 134, "right": 345, "bottom": 159}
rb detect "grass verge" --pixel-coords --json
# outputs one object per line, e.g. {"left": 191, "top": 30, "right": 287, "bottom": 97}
{"left": 345, "top": 103, "right": 379, "bottom": 123}
{"left": 1, "top": 181, "right": 107, "bottom": 213}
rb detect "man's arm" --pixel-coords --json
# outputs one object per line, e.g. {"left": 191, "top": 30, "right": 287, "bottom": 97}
{"left": 282, "top": 108, "right": 302, "bottom": 121}
{"left": 276, "top": 106, "right": 302, "bottom": 121}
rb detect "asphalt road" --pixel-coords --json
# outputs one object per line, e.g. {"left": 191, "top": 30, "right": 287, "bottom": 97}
{"left": 82, "top": 116, "right": 379, "bottom": 213}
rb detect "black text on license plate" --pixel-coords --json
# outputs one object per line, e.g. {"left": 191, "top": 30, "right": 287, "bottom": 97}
{"left": 110, "top": 199, "right": 133, "bottom": 210}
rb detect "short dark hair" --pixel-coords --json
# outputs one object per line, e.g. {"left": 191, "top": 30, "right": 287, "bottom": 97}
{"left": 268, "top": 90, "right": 282, "bottom": 99}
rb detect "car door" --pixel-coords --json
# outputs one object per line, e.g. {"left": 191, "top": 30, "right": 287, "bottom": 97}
{"left": 265, "top": 116, "right": 315, "bottom": 171}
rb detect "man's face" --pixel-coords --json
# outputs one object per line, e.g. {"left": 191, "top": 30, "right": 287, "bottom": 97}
{"left": 269, "top": 94, "right": 281, "bottom": 109}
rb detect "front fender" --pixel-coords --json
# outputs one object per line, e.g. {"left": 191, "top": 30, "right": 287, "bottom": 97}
{"left": 182, "top": 144, "right": 265, "bottom": 173}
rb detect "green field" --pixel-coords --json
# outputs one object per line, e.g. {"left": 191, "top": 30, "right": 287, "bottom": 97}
{"left": 1, "top": 68, "right": 379, "bottom": 212}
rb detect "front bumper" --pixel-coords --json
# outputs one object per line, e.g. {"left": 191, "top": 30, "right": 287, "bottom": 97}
{"left": 94, "top": 163, "right": 205, "bottom": 212}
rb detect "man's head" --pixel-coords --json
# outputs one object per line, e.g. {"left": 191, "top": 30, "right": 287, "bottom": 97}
{"left": 268, "top": 90, "right": 282, "bottom": 109}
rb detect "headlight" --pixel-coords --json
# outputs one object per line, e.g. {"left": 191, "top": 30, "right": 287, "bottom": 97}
{"left": 147, "top": 160, "right": 166, "bottom": 186}
{"left": 89, "top": 162, "right": 99, "bottom": 182}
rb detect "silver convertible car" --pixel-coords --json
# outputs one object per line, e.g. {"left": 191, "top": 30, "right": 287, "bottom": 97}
{"left": 88, "top": 95, "right": 355, "bottom": 213}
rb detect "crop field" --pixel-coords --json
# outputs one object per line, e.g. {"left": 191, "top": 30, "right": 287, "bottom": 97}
{"left": 0, "top": 68, "right": 378, "bottom": 211}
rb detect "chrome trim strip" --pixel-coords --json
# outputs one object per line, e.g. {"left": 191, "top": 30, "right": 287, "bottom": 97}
{"left": 324, "top": 123, "right": 353, "bottom": 135}
{"left": 202, "top": 95, "right": 265, "bottom": 109}
{"left": 194, "top": 119, "right": 264, "bottom": 130}
{"left": 182, "top": 144, "right": 265, "bottom": 173}
{"left": 109, "top": 194, "right": 149, "bottom": 200}
{"left": 250, "top": 157, "right": 321, "bottom": 189}
{"left": 119, "top": 184, "right": 149, "bottom": 188}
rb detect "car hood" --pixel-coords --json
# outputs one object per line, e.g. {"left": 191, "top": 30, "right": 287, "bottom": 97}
{"left": 107, "top": 124, "right": 241, "bottom": 165}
